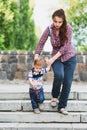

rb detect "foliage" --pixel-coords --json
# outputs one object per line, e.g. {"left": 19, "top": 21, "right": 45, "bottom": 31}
{"left": 77, "top": 45, "right": 87, "bottom": 52}
{"left": 0, "top": 0, "right": 37, "bottom": 50}
{"left": 0, "top": 34, "right": 6, "bottom": 50}
{"left": 0, "top": 0, "right": 14, "bottom": 49}
{"left": 15, "top": 0, "right": 37, "bottom": 50}
{"left": 64, "top": 0, "right": 87, "bottom": 52}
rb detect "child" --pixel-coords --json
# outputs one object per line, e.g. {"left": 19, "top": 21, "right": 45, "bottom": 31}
{"left": 28, "top": 56, "right": 50, "bottom": 114}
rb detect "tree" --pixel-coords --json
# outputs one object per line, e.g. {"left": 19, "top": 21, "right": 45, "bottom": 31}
{"left": 0, "top": 0, "right": 37, "bottom": 50}
{"left": 16, "top": 0, "right": 37, "bottom": 50}
{"left": 64, "top": 0, "right": 87, "bottom": 51}
{"left": 0, "top": 0, "right": 14, "bottom": 49}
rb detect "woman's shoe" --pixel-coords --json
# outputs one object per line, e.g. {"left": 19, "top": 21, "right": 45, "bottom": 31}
{"left": 58, "top": 108, "right": 68, "bottom": 115}
{"left": 50, "top": 98, "right": 59, "bottom": 107}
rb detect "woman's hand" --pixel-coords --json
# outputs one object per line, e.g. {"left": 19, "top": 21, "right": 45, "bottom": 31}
{"left": 49, "top": 51, "right": 62, "bottom": 64}
{"left": 45, "top": 57, "right": 53, "bottom": 66}
{"left": 34, "top": 54, "right": 39, "bottom": 60}
{"left": 45, "top": 51, "right": 61, "bottom": 66}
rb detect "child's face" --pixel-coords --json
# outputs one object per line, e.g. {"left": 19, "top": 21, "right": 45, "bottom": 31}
{"left": 34, "top": 65, "right": 42, "bottom": 72}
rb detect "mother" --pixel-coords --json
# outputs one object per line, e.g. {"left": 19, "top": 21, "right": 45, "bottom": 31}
{"left": 34, "top": 9, "right": 76, "bottom": 115}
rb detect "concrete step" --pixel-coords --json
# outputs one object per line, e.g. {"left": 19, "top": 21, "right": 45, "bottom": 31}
{"left": 0, "top": 100, "right": 87, "bottom": 112}
{"left": 0, "top": 123, "right": 87, "bottom": 130}
{"left": 0, "top": 91, "right": 87, "bottom": 100}
{"left": 0, "top": 112, "right": 87, "bottom": 123}
{"left": 0, "top": 81, "right": 87, "bottom": 100}
{"left": 0, "top": 82, "right": 87, "bottom": 129}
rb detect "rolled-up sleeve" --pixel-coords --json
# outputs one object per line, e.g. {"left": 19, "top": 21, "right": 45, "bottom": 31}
{"left": 59, "top": 24, "right": 72, "bottom": 55}
{"left": 35, "top": 27, "right": 49, "bottom": 54}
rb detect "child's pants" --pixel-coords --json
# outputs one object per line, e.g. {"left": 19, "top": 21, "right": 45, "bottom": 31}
{"left": 29, "top": 87, "right": 45, "bottom": 109}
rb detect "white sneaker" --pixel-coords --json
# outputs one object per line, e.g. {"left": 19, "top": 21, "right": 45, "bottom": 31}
{"left": 50, "top": 99, "right": 59, "bottom": 107}
{"left": 33, "top": 108, "right": 40, "bottom": 114}
{"left": 58, "top": 108, "right": 68, "bottom": 115}
{"left": 39, "top": 103, "right": 44, "bottom": 110}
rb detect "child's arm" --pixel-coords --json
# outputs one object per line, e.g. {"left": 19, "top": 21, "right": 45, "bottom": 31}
{"left": 28, "top": 71, "right": 37, "bottom": 90}
{"left": 46, "top": 65, "right": 51, "bottom": 72}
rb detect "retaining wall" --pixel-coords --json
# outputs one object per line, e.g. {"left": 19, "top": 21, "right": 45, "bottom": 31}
{"left": 0, "top": 51, "right": 87, "bottom": 81}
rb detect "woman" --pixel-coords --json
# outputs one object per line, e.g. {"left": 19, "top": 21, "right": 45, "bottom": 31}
{"left": 34, "top": 9, "right": 76, "bottom": 115}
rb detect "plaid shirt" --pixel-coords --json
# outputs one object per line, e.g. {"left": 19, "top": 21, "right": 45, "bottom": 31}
{"left": 35, "top": 24, "right": 76, "bottom": 62}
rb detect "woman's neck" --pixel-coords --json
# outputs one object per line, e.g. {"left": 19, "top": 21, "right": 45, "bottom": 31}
{"left": 55, "top": 28, "right": 59, "bottom": 36}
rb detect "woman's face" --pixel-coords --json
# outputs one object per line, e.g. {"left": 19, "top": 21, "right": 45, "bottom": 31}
{"left": 53, "top": 16, "right": 63, "bottom": 30}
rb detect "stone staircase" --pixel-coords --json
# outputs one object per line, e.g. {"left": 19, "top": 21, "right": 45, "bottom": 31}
{"left": 0, "top": 81, "right": 87, "bottom": 130}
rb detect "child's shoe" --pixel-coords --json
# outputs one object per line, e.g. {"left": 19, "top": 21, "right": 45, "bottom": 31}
{"left": 33, "top": 108, "right": 40, "bottom": 114}
{"left": 39, "top": 103, "right": 44, "bottom": 110}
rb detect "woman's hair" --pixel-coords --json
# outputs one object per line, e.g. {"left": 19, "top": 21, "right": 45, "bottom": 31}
{"left": 34, "top": 57, "right": 45, "bottom": 67}
{"left": 52, "top": 9, "right": 68, "bottom": 46}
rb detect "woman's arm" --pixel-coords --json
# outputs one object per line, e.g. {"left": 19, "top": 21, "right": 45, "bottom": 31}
{"left": 35, "top": 27, "right": 49, "bottom": 55}
{"left": 47, "top": 51, "right": 62, "bottom": 66}
{"left": 47, "top": 24, "right": 72, "bottom": 65}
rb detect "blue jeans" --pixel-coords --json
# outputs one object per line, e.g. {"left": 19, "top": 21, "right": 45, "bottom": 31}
{"left": 29, "top": 88, "right": 45, "bottom": 109}
{"left": 52, "top": 55, "right": 76, "bottom": 110}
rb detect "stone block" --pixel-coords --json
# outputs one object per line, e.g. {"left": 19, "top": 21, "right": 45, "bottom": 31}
{"left": 8, "top": 55, "right": 17, "bottom": 63}
{"left": 0, "top": 112, "right": 80, "bottom": 123}
{"left": 81, "top": 113, "right": 87, "bottom": 122}
{"left": 7, "top": 72, "right": 14, "bottom": 80}
{"left": 18, "top": 55, "right": 25, "bottom": 64}
{"left": 1, "top": 55, "right": 8, "bottom": 63}
{"left": 1, "top": 63, "right": 9, "bottom": 71}
{"left": 78, "top": 92, "right": 87, "bottom": 100}
{"left": 0, "top": 101, "right": 21, "bottom": 111}
{"left": 0, "top": 71, "right": 7, "bottom": 79}
{"left": 14, "top": 71, "right": 23, "bottom": 79}
{"left": 79, "top": 72, "right": 87, "bottom": 81}
{"left": 76, "top": 55, "right": 83, "bottom": 63}
{"left": 10, "top": 51, "right": 17, "bottom": 55}
{"left": 16, "top": 64, "right": 25, "bottom": 72}
{"left": 10, "top": 63, "right": 17, "bottom": 72}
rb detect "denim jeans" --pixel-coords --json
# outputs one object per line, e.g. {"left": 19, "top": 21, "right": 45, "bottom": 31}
{"left": 29, "top": 88, "right": 45, "bottom": 109}
{"left": 52, "top": 55, "right": 76, "bottom": 110}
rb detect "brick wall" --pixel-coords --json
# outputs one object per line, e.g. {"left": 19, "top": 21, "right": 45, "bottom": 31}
{"left": 0, "top": 51, "right": 87, "bottom": 81}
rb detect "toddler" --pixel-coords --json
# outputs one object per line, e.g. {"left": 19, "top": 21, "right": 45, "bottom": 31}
{"left": 28, "top": 56, "right": 50, "bottom": 114}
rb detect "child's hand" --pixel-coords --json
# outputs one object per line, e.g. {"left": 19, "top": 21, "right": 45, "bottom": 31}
{"left": 45, "top": 57, "right": 49, "bottom": 65}
{"left": 33, "top": 85, "right": 37, "bottom": 90}
{"left": 45, "top": 57, "right": 49, "bottom": 62}
{"left": 45, "top": 57, "right": 51, "bottom": 67}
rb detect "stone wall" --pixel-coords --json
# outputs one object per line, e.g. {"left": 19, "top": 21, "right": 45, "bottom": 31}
{"left": 75, "top": 52, "right": 87, "bottom": 81}
{"left": 0, "top": 51, "right": 87, "bottom": 81}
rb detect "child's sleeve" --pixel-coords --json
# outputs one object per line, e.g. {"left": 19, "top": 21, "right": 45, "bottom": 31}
{"left": 42, "top": 67, "right": 47, "bottom": 74}
{"left": 28, "top": 70, "right": 33, "bottom": 79}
